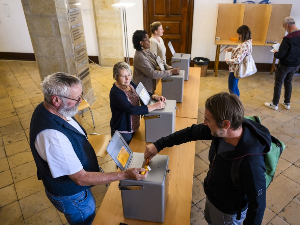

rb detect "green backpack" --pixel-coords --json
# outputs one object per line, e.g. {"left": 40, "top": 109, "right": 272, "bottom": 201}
{"left": 231, "top": 116, "right": 285, "bottom": 219}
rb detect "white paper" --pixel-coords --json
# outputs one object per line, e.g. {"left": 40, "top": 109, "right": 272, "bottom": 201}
{"left": 225, "top": 52, "right": 232, "bottom": 60}
{"left": 156, "top": 56, "right": 165, "bottom": 71}
{"left": 272, "top": 43, "right": 280, "bottom": 51}
{"left": 168, "top": 41, "right": 176, "bottom": 56}
{"left": 139, "top": 87, "right": 151, "bottom": 106}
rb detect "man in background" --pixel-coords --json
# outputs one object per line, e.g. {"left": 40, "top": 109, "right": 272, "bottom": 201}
{"left": 265, "top": 16, "right": 300, "bottom": 110}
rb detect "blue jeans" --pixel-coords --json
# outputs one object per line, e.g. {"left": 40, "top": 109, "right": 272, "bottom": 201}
{"left": 204, "top": 197, "right": 247, "bottom": 225}
{"left": 228, "top": 72, "right": 240, "bottom": 97}
{"left": 45, "top": 188, "right": 96, "bottom": 225}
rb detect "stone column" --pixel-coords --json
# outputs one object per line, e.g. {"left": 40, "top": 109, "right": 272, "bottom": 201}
{"left": 21, "top": 0, "right": 95, "bottom": 103}
{"left": 92, "top": 0, "right": 124, "bottom": 66}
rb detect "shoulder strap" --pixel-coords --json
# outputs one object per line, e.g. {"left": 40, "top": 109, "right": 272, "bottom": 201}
{"left": 231, "top": 157, "right": 244, "bottom": 220}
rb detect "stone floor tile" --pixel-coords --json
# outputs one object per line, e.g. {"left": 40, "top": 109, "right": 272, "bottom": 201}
{"left": 196, "top": 170, "right": 208, "bottom": 183}
{"left": 2, "top": 130, "right": 27, "bottom": 145}
{"left": 193, "top": 156, "right": 209, "bottom": 176}
{"left": 24, "top": 206, "right": 62, "bottom": 225}
{"left": 0, "top": 108, "right": 18, "bottom": 119}
{"left": 91, "top": 184, "right": 109, "bottom": 208}
{"left": 195, "top": 140, "right": 209, "bottom": 154}
{"left": 0, "top": 157, "right": 9, "bottom": 172}
{"left": 277, "top": 119, "right": 300, "bottom": 137}
{"left": 13, "top": 99, "right": 31, "bottom": 109}
{"left": 0, "top": 184, "right": 18, "bottom": 207}
{"left": 267, "top": 174, "right": 300, "bottom": 214}
{"left": 8, "top": 150, "right": 34, "bottom": 169}
{"left": 0, "top": 146, "right": 6, "bottom": 159}
{"left": 15, "top": 104, "right": 35, "bottom": 115}
{"left": 195, "top": 197, "right": 206, "bottom": 214}
{"left": 15, "top": 175, "right": 44, "bottom": 200}
{"left": 0, "top": 116, "right": 20, "bottom": 128}
{"left": 5, "top": 139, "right": 30, "bottom": 156}
{"left": 281, "top": 138, "right": 300, "bottom": 164}
{"left": 197, "top": 148, "right": 210, "bottom": 165}
{"left": 278, "top": 201, "right": 300, "bottom": 225}
{"left": 0, "top": 123, "right": 24, "bottom": 135}
{"left": 0, "top": 170, "right": 13, "bottom": 188}
{"left": 0, "top": 201, "right": 24, "bottom": 225}
{"left": 20, "top": 119, "right": 30, "bottom": 130}
{"left": 11, "top": 161, "right": 37, "bottom": 183}
{"left": 192, "top": 177, "right": 205, "bottom": 204}
{"left": 262, "top": 207, "right": 276, "bottom": 225}
{"left": 274, "top": 157, "right": 292, "bottom": 178}
{"left": 282, "top": 165, "right": 300, "bottom": 185}
{"left": 190, "top": 205, "right": 206, "bottom": 225}
{"left": 19, "top": 190, "right": 52, "bottom": 219}
{"left": 271, "top": 130, "right": 293, "bottom": 143}
{"left": 261, "top": 117, "right": 285, "bottom": 131}
{"left": 18, "top": 110, "right": 34, "bottom": 121}
{"left": 268, "top": 215, "right": 290, "bottom": 225}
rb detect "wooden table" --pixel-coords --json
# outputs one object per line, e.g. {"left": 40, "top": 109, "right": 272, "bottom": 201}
{"left": 92, "top": 117, "right": 197, "bottom": 225}
{"left": 214, "top": 40, "right": 274, "bottom": 77}
{"left": 155, "top": 67, "right": 201, "bottom": 119}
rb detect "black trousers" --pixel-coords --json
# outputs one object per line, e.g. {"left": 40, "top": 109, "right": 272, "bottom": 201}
{"left": 272, "top": 64, "right": 299, "bottom": 105}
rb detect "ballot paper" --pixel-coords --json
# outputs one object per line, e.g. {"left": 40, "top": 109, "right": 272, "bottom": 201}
{"left": 156, "top": 56, "right": 165, "bottom": 71}
{"left": 225, "top": 51, "right": 232, "bottom": 60}
{"left": 272, "top": 43, "right": 280, "bottom": 51}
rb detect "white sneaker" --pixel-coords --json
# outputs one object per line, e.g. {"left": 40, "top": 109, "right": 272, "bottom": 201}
{"left": 264, "top": 101, "right": 278, "bottom": 110}
{"left": 282, "top": 102, "right": 290, "bottom": 110}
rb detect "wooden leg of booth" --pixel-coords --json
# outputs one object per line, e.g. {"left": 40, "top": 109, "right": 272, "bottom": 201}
{"left": 214, "top": 45, "right": 221, "bottom": 77}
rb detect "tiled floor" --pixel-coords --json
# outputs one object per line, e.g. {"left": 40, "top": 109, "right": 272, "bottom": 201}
{"left": 1, "top": 60, "right": 300, "bottom": 224}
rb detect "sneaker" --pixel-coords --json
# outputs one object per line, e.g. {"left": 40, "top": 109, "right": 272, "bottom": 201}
{"left": 282, "top": 102, "right": 290, "bottom": 110}
{"left": 264, "top": 101, "right": 278, "bottom": 110}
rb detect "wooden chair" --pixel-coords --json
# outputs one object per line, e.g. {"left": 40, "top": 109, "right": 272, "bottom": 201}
{"left": 87, "top": 133, "right": 110, "bottom": 173}
{"left": 78, "top": 99, "right": 96, "bottom": 128}
{"left": 73, "top": 113, "right": 111, "bottom": 174}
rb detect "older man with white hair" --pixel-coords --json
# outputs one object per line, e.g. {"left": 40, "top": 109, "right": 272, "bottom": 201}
{"left": 29, "top": 72, "right": 147, "bottom": 225}
{"left": 264, "top": 16, "right": 300, "bottom": 110}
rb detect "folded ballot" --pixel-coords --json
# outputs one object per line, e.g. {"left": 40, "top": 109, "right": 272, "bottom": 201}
{"left": 225, "top": 51, "right": 232, "bottom": 60}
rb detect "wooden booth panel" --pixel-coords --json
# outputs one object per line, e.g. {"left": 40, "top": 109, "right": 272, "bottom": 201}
{"left": 215, "top": 4, "right": 245, "bottom": 43}
{"left": 243, "top": 4, "right": 272, "bottom": 44}
{"left": 266, "top": 4, "right": 292, "bottom": 44}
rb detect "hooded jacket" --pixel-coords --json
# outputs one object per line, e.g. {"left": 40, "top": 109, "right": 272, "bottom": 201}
{"left": 153, "top": 119, "right": 271, "bottom": 225}
{"left": 274, "top": 30, "right": 300, "bottom": 67}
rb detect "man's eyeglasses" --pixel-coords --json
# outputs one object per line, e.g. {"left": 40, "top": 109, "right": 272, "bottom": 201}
{"left": 57, "top": 92, "right": 83, "bottom": 102}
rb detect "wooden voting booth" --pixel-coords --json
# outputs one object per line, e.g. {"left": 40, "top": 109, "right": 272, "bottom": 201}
{"left": 214, "top": 3, "right": 292, "bottom": 76}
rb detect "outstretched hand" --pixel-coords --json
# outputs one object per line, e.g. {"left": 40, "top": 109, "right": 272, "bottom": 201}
{"left": 144, "top": 143, "right": 159, "bottom": 161}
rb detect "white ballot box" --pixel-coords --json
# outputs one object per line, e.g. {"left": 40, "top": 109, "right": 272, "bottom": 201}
{"left": 144, "top": 100, "right": 176, "bottom": 143}
{"left": 106, "top": 131, "right": 170, "bottom": 223}
{"left": 161, "top": 70, "right": 185, "bottom": 102}
{"left": 168, "top": 41, "right": 191, "bottom": 80}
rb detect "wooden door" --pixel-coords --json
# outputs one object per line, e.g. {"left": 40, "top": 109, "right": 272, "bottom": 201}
{"left": 143, "top": 0, "right": 194, "bottom": 64}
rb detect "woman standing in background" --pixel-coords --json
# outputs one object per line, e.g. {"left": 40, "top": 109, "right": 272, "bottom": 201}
{"left": 225, "top": 25, "right": 252, "bottom": 97}
{"left": 149, "top": 21, "right": 168, "bottom": 63}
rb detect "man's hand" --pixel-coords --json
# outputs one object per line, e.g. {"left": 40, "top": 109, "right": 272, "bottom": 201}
{"left": 124, "top": 168, "right": 148, "bottom": 180}
{"left": 156, "top": 95, "right": 166, "bottom": 102}
{"left": 144, "top": 143, "right": 158, "bottom": 160}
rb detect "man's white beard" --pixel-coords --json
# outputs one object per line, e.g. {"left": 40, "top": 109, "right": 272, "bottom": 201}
{"left": 58, "top": 99, "right": 79, "bottom": 117}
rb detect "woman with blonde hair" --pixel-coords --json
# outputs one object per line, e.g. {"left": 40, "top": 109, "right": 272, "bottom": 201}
{"left": 149, "top": 21, "right": 167, "bottom": 62}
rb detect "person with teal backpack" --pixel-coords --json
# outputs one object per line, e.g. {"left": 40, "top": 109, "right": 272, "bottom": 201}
{"left": 231, "top": 116, "right": 285, "bottom": 220}
{"left": 144, "top": 92, "right": 273, "bottom": 225}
